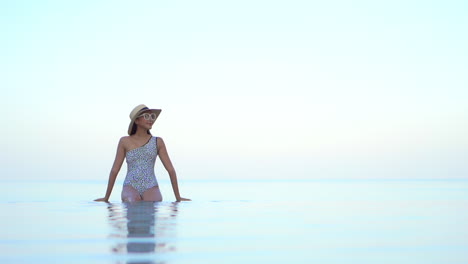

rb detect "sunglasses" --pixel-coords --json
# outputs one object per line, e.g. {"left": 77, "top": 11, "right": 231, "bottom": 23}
{"left": 138, "top": 113, "right": 157, "bottom": 121}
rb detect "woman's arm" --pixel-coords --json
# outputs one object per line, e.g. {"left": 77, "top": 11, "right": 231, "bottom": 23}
{"left": 94, "top": 138, "right": 126, "bottom": 202}
{"left": 158, "top": 137, "right": 190, "bottom": 202}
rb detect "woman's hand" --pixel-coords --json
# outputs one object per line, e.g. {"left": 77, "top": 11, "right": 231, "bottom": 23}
{"left": 177, "top": 197, "right": 191, "bottom": 202}
{"left": 94, "top": 197, "right": 109, "bottom": 202}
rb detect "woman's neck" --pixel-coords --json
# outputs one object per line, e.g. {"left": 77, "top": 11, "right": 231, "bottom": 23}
{"left": 133, "top": 128, "right": 149, "bottom": 138}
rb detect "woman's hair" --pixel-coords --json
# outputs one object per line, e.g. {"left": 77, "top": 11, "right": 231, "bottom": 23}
{"left": 130, "top": 123, "right": 151, "bottom": 135}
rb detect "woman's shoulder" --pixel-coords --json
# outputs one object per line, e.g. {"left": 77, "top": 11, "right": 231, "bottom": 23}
{"left": 119, "top": 135, "right": 157, "bottom": 142}
{"left": 153, "top": 136, "right": 162, "bottom": 144}
{"left": 155, "top": 137, "right": 166, "bottom": 148}
{"left": 118, "top": 136, "right": 133, "bottom": 146}
{"left": 119, "top": 136, "right": 131, "bottom": 142}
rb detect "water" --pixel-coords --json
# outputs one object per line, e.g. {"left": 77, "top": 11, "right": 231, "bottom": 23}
{"left": 1, "top": 179, "right": 468, "bottom": 263}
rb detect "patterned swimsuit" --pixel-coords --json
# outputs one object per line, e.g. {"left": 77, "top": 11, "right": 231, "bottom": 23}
{"left": 123, "top": 136, "right": 159, "bottom": 195}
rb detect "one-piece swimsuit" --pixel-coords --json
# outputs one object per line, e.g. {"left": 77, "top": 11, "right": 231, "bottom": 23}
{"left": 123, "top": 136, "right": 158, "bottom": 196}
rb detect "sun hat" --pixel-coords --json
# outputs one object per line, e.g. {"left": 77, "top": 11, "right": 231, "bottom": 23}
{"left": 128, "top": 104, "right": 162, "bottom": 135}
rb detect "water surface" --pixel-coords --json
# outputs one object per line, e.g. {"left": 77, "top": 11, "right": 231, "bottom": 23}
{"left": 1, "top": 179, "right": 468, "bottom": 263}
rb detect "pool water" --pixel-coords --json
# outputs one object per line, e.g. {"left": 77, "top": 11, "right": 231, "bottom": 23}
{"left": 1, "top": 179, "right": 468, "bottom": 263}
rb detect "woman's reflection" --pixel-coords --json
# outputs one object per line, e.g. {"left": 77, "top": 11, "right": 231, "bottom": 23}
{"left": 106, "top": 202, "right": 179, "bottom": 264}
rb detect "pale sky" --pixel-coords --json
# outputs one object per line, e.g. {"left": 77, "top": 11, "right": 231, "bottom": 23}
{"left": 1, "top": 0, "right": 467, "bottom": 181}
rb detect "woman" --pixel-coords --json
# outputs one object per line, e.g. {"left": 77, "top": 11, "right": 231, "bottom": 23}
{"left": 95, "top": 104, "right": 190, "bottom": 202}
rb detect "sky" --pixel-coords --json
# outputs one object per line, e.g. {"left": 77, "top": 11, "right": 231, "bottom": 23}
{"left": 1, "top": 0, "right": 467, "bottom": 181}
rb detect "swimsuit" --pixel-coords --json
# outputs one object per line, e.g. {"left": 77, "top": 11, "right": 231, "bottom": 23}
{"left": 123, "top": 136, "right": 159, "bottom": 196}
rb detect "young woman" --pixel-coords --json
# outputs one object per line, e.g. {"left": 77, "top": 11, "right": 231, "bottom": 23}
{"left": 95, "top": 104, "right": 190, "bottom": 202}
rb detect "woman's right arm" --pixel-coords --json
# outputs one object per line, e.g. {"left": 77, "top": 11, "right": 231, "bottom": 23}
{"left": 94, "top": 138, "right": 126, "bottom": 202}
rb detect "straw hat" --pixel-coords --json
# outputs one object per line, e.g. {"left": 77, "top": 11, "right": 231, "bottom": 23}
{"left": 128, "top": 104, "right": 162, "bottom": 135}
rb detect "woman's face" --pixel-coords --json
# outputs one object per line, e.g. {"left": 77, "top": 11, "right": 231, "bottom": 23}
{"left": 135, "top": 111, "right": 155, "bottom": 130}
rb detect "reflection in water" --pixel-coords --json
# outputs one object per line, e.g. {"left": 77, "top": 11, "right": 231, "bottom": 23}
{"left": 106, "top": 202, "right": 179, "bottom": 264}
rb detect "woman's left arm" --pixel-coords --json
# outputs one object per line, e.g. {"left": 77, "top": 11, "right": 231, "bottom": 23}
{"left": 158, "top": 137, "right": 191, "bottom": 202}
